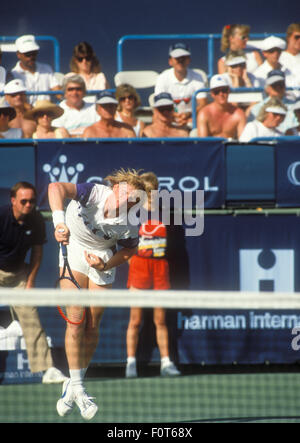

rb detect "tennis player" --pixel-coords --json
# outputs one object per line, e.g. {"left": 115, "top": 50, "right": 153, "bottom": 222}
{"left": 48, "top": 168, "right": 146, "bottom": 420}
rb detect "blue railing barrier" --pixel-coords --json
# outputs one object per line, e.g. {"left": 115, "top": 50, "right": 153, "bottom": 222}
{"left": 117, "top": 33, "right": 285, "bottom": 78}
{"left": 0, "top": 35, "right": 61, "bottom": 73}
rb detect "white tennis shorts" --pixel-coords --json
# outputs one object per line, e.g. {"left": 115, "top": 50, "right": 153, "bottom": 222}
{"left": 59, "top": 239, "right": 116, "bottom": 286}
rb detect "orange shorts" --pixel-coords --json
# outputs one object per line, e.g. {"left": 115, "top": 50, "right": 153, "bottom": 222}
{"left": 127, "top": 255, "right": 170, "bottom": 290}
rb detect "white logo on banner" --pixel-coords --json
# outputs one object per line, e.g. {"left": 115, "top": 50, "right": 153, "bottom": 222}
{"left": 43, "top": 155, "right": 86, "bottom": 183}
{"left": 239, "top": 249, "right": 294, "bottom": 292}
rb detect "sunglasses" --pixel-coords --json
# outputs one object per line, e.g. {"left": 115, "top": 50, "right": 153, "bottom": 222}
{"left": 23, "top": 51, "right": 38, "bottom": 58}
{"left": 66, "top": 87, "right": 83, "bottom": 92}
{"left": 157, "top": 106, "right": 174, "bottom": 112}
{"left": 35, "top": 111, "right": 54, "bottom": 118}
{"left": 20, "top": 199, "right": 36, "bottom": 205}
{"left": 266, "top": 48, "right": 282, "bottom": 53}
{"left": 120, "top": 95, "right": 135, "bottom": 101}
{"left": 173, "top": 97, "right": 191, "bottom": 104}
{"left": 76, "top": 56, "right": 92, "bottom": 62}
{"left": 293, "top": 35, "right": 300, "bottom": 40}
{"left": 212, "top": 87, "right": 230, "bottom": 95}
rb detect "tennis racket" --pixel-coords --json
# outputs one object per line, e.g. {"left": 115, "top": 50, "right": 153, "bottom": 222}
{"left": 56, "top": 243, "right": 86, "bottom": 325}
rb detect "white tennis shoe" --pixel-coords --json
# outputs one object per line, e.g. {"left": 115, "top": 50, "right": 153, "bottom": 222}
{"left": 126, "top": 361, "right": 137, "bottom": 378}
{"left": 42, "top": 367, "right": 68, "bottom": 384}
{"left": 160, "top": 361, "right": 181, "bottom": 377}
{"left": 75, "top": 390, "right": 98, "bottom": 420}
{"left": 56, "top": 379, "right": 75, "bottom": 416}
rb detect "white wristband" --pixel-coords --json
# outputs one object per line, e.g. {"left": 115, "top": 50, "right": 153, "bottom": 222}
{"left": 52, "top": 210, "right": 65, "bottom": 228}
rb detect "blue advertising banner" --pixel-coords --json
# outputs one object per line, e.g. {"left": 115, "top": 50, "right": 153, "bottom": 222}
{"left": 35, "top": 139, "right": 226, "bottom": 210}
{"left": 275, "top": 138, "right": 300, "bottom": 207}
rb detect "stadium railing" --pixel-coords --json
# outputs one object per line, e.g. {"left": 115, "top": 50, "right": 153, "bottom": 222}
{"left": 116, "top": 33, "right": 286, "bottom": 78}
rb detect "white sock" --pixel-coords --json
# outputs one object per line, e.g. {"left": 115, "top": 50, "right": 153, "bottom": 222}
{"left": 127, "top": 357, "right": 136, "bottom": 365}
{"left": 69, "top": 368, "right": 87, "bottom": 394}
{"left": 161, "top": 356, "right": 171, "bottom": 367}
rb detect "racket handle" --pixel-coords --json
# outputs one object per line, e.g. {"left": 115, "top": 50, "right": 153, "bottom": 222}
{"left": 61, "top": 243, "right": 68, "bottom": 258}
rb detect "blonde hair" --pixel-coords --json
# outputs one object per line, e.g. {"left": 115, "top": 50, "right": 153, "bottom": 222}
{"left": 115, "top": 84, "right": 141, "bottom": 111}
{"left": 286, "top": 23, "right": 300, "bottom": 42}
{"left": 221, "top": 24, "right": 250, "bottom": 53}
{"left": 256, "top": 97, "right": 287, "bottom": 122}
{"left": 104, "top": 168, "right": 146, "bottom": 191}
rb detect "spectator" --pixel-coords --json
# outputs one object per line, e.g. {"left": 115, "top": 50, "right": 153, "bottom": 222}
{"left": 224, "top": 50, "right": 259, "bottom": 112}
{"left": 142, "top": 93, "right": 189, "bottom": 138}
{"left": 65, "top": 41, "right": 109, "bottom": 103}
{"left": 240, "top": 97, "right": 287, "bottom": 142}
{"left": 218, "top": 24, "right": 263, "bottom": 74}
{"left": 0, "top": 98, "right": 22, "bottom": 138}
{"left": 52, "top": 75, "right": 99, "bottom": 137}
{"left": 254, "top": 36, "right": 297, "bottom": 99}
{"left": 83, "top": 90, "right": 136, "bottom": 138}
{"left": 24, "top": 100, "right": 70, "bottom": 139}
{"left": 11, "top": 35, "right": 61, "bottom": 105}
{"left": 126, "top": 172, "right": 181, "bottom": 378}
{"left": 115, "top": 84, "right": 145, "bottom": 136}
{"left": 4, "top": 79, "right": 36, "bottom": 138}
{"left": 154, "top": 42, "right": 207, "bottom": 127}
{"left": 280, "top": 23, "right": 300, "bottom": 84}
{"left": 0, "top": 47, "right": 6, "bottom": 91}
{"left": 247, "top": 70, "right": 298, "bottom": 133}
{"left": 197, "top": 75, "right": 246, "bottom": 139}
{"left": 0, "top": 181, "right": 67, "bottom": 384}
{"left": 286, "top": 100, "right": 300, "bottom": 136}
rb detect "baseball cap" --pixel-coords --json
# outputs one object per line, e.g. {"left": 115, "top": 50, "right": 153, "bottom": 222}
{"left": 15, "top": 35, "right": 40, "bottom": 53}
{"left": 153, "top": 92, "right": 174, "bottom": 107}
{"left": 4, "top": 79, "right": 26, "bottom": 95}
{"left": 261, "top": 36, "right": 286, "bottom": 51}
{"left": 169, "top": 42, "right": 191, "bottom": 58}
{"left": 210, "top": 74, "right": 230, "bottom": 90}
{"left": 96, "top": 90, "right": 118, "bottom": 105}
{"left": 266, "top": 70, "right": 286, "bottom": 86}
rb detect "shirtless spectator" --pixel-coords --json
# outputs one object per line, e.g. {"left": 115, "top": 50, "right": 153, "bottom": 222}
{"left": 197, "top": 75, "right": 246, "bottom": 139}
{"left": 142, "top": 93, "right": 189, "bottom": 138}
{"left": 4, "top": 79, "right": 36, "bottom": 138}
{"left": 83, "top": 90, "right": 136, "bottom": 138}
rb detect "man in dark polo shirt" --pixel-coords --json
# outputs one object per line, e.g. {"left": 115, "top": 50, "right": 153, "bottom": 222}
{"left": 0, "top": 181, "right": 67, "bottom": 383}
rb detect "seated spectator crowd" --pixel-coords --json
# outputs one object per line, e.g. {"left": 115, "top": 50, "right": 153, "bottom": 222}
{"left": 0, "top": 24, "right": 300, "bottom": 141}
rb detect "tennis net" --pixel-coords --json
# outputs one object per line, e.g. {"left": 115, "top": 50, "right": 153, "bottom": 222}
{"left": 1, "top": 288, "right": 300, "bottom": 424}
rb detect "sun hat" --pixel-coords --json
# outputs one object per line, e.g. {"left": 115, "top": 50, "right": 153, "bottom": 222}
{"left": 4, "top": 79, "right": 26, "bottom": 95}
{"left": 225, "top": 55, "right": 247, "bottom": 67}
{"left": 169, "top": 42, "right": 191, "bottom": 58}
{"left": 23, "top": 100, "right": 64, "bottom": 120}
{"left": 96, "top": 90, "right": 118, "bottom": 105}
{"left": 0, "top": 98, "right": 16, "bottom": 120}
{"left": 265, "top": 105, "right": 287, "bottom": 115}
{"left": 15, "top": 35, "right": 40, "bottom": 53}
{"left": 153, "top": 92, "right": 174, "bottom": 107}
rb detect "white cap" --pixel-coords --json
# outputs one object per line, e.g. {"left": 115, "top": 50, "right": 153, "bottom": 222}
{"left": 169, "top": 43, "right": 191, "bottom": 58}
{"left": 153, "top": 92, "right": 174, "bottom": 107}
{"left": 261, "top": 36, "right": 286, "bottom": 51}
{"left": 210, "top": 74, "right": 230, "bottom": 90}
{"left": 225, "top": 56, "right": 246, "bottom": 67}
{"left": 4, "top": 79, "right": 26, "bottom": 94}
{"left": 265, "top": 106, "right": 287, "bottom": 115}
{"left": 96, "top": 91, "right": 118, "bottom": 105}
{"left": 15, "top": 35, "right": 40, "bottom": 53}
